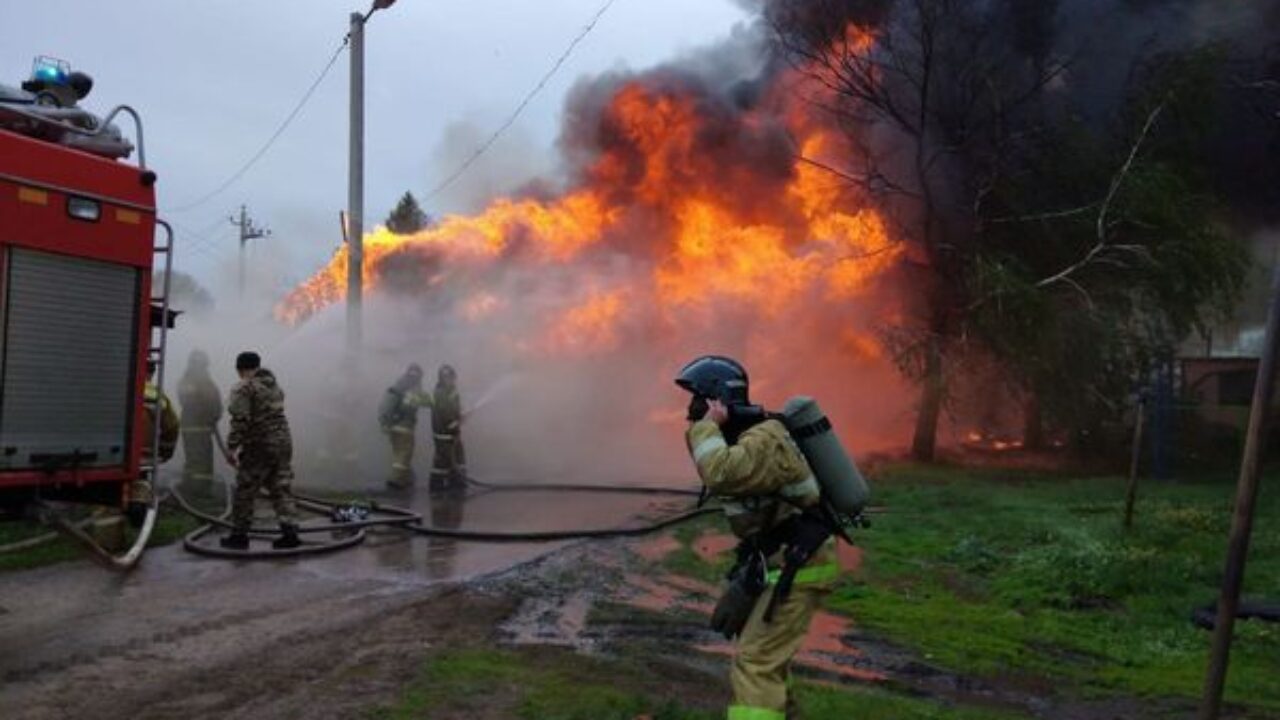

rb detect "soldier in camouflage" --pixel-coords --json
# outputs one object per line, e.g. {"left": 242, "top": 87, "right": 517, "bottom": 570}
{"left": 219, "top": 351, "right": 300, "bottom": 550}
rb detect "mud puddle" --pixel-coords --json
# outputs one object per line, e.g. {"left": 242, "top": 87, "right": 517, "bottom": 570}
{"left": 623, "top": 529, "right": 1229, "bottom": 720}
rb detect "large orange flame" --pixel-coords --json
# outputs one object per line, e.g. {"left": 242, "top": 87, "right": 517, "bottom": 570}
{"left": 276, "top": 26, "right": 920, "bottom": 451}
{"left": 280, "top": 110, "right": 901, "bottom": 333}
{"left": 278, "top": 32, "right": 900, "bottom": 363}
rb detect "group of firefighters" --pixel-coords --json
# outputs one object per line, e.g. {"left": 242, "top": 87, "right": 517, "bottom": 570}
{"left": 145, "top": 347, "right": 840, "bottom": 719}
{"left": 146, "top": 352, "right": 467, "bottom": 550}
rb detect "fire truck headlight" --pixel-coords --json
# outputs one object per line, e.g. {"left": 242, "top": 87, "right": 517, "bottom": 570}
{"left": 67, "top": 196, "right": 101, "bottom": 222}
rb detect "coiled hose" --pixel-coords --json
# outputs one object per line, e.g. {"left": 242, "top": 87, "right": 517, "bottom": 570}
{"left": 174, "top": 477, "right": 713, "bottom": 560}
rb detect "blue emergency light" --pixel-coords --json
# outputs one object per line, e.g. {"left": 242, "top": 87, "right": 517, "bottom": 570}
{"left": 31, "top": 56, "right": 71, "bottom": 85}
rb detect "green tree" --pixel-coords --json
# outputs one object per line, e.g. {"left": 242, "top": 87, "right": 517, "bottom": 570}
{"left": 385, "top": 191, "right": 429, "bottom": 235}
{"left": 971, "top": 53, "right": 1248, "bottom": 451}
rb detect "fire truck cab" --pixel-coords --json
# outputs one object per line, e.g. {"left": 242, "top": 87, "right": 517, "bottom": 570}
{"left": 0, "top": 57, "right": 172, "bottom": 526}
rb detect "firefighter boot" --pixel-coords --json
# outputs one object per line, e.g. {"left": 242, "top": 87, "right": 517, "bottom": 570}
{"left": 219, "top": 532, "right": 250, "bottom": 550}
{"left": 272, "top": 523, "right": 302, "bottom": 550}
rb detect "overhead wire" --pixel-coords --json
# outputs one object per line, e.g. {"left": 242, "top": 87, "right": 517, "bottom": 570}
{"left": 423, "top": 0, "right": 621, "bottom": 201}
{"left": 168, "top": 219, "right": 231, "bottom": 260}
{"left": 167, "top": 38, "right": 350, "bottom": 213}
{"left": 166, "top": 0, "right": 620, "bottom": 231}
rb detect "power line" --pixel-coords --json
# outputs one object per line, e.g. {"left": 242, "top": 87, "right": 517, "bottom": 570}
{"left": 424, "top": 0, "right": 621, "bottom": 201}
{"left": 169, "top": 219, "right": 232, "bottom": 260}
{"left": 168, "top": 39, "right": 350, "bottom": 213}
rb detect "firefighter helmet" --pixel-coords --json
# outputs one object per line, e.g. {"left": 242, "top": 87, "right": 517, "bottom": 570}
{"left": 675, "top": 355, "right": 750, "bottom": 406}
{"left": 438, "top": 364, "right": 457, "bottom": 385}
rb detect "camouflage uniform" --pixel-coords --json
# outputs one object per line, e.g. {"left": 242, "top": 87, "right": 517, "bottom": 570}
{"left": 178, "top": 359, "right": 222, "bottom": 496}
{"left": 687, "top": 418, "right": 840, "bottom": 720}
{"left": 227, "top": 367, "right": 296, "bottom": 531}
{"left": 379, "top": 369, "right": 432, "bottom": 488}
{"left": 430, "top": 378, "right": 466, "bottom": 492}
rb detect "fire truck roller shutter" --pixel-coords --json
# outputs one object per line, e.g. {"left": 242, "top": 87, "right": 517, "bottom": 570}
{"left": 0, "top": 248, "right": 138, "bottom": 470}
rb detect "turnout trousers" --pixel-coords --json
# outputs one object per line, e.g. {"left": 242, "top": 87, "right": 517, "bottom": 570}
{"left": 181, "top": 427, "right": 216, "bottom": 494}
{"left": 387, "top": 426, "right": 416, "bottom": 487}
{"left": 728, "top": 565, "right": 836, "bottom": 719}
{"left": 430, "top": 433, "right": 466, "bottom": 491}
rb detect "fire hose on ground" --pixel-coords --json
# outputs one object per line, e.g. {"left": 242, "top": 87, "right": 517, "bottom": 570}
{"left": 171, "top": 477, "right": 715, "bottom": 560}
{"left": 1, "top": 498, "right": 161, "bottom": 571}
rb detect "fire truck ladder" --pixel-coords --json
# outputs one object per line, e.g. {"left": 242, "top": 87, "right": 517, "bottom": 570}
{"left": 138, "top": 219, "right": 176, "bottom": 538}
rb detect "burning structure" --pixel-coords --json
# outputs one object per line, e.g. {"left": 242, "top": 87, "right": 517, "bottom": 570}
{"left": 274, "top": 0, "right": 1278, "bottom": 474}
{"left": 277, "top": 22, "right": 915, "bottom": 467}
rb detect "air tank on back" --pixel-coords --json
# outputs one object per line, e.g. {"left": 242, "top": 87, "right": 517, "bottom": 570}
{"left": 781, "top": 396, "right": 870, "bottom": 515}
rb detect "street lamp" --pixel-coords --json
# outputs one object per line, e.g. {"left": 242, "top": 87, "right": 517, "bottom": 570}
{"left": 347, "top": 0, "right": 396, "bottom": 351}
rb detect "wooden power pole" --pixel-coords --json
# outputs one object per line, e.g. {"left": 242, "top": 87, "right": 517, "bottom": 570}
{"left": 229, "top": 204, "right": 269, "bottom": 300}
{"left": 1199, "top": 264, "right": 1280, "bottom": 719}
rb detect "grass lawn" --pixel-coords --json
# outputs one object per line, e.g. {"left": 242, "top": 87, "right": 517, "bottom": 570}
{"left": 0, "top": 506, "right": 200, "bottom": 572}
{"left": 371, "top": 647, "right": 1024, "bottom": 720}
{"left": 827, "top": 464, "right": 1280, "bottom": 714}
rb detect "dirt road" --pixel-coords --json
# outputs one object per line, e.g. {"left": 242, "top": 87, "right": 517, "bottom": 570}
{"left": 0, "top": 487, "right": 687, "bottom": 719}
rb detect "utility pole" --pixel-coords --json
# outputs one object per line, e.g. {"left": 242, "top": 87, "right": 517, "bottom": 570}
{"left": 347, "top": 10, "right": 364, "bottom": 351}
{"left": 1198, "top": 264, "right": 1280, "bottom": 719}
{"left": 347, "top": 0, "right": 396, "bottom": 352}
{"left": 228, "top": 204, "right": 270, "bottom": 300}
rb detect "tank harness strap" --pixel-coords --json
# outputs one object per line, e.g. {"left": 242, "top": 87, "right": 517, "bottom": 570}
{"left": 761, "top": 509, "right": 835, "bottom": 622}
{"left": 789, "top": 415, "right": 832, "bottom": 440}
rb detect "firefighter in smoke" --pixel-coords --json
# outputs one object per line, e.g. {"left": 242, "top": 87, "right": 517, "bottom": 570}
{"left": 676, "top": 355, "right": 841, "bottom": 720}
{"left": 126, "top": 360, "right": 180, "bottom": 524}
{"left": 429, "top": 364, "right": 466, "bottom": 493}
{"left": 177, "top": 349, "right": 222, "bottom": 499}
{"left": 379, "top": 363, "right": 432, "bottom": 489}
{"left": 219, "top": 351, "right": 300, "bottom": 550}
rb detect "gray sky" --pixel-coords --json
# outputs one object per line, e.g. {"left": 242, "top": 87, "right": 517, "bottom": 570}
{"left": 2, "top": 0, "right": 751, "bottom": 298}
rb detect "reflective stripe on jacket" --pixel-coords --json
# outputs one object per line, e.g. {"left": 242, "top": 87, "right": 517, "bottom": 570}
{"left": 686, "top": 418, "right": 837, "bottom": 587}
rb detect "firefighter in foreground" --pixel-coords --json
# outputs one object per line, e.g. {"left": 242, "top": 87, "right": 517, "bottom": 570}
{"left": 219, "top": 351, "right": 300, "bottom": 550}
{"left": 379, "top": 363, "right": 432, "bottom": 489}
{"left": 430, "top": 364, "right": 466, "bottom": 493}
{"left": 677, "top": 355, "right": 865, "bottom": 720}
{"left": 177, "top": 349, "right": 222, "bottom": 499}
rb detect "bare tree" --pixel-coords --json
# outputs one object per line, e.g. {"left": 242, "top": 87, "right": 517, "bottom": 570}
{"left": 772, "top": 0, "right": 1071, "bottom": 459}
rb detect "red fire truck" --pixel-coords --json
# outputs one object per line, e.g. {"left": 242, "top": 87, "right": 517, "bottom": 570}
{"left": 0, "top": 57, "right": 173, "bottom": 567}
